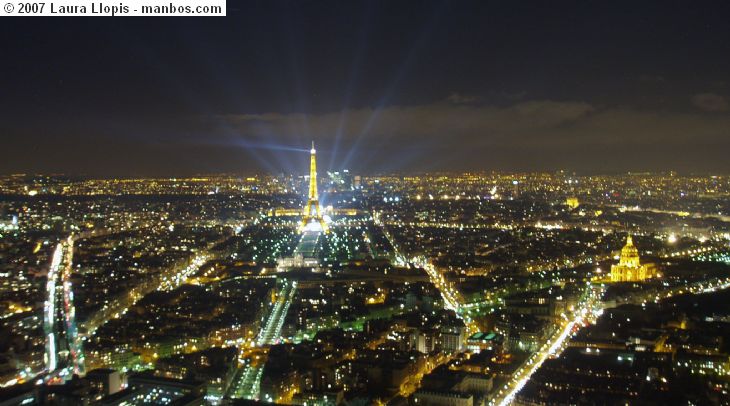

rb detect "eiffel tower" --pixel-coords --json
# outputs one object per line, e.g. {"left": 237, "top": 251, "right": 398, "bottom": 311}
{"left": 300, "top": 141, "right": 328, "bottom": 233}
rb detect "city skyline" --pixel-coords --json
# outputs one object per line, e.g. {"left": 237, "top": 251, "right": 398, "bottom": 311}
{"left": 3, "top": 2, "right": 730, "bottom": 406}
{"left": 3, "top": 166, "right": 730, "bottom": 405}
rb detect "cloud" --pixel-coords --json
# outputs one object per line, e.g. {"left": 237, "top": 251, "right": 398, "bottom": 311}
{"left": 222, "top": 100, "right": 595, "bottom": 146}
{"left": 692, "top": 93, "right": 729, "bottom": 112}
{"left": 445, "top": 92, "right": 480, "bottom": 105}
{"left": 213, "top": 99, "right": 730, "bottom": 172}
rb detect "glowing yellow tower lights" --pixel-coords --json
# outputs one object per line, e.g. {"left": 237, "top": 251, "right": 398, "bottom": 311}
{"left": 300, "top": 141, "right": 328, "bottom": 233}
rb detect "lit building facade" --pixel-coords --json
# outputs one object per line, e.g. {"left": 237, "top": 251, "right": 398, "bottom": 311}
{"left": 610, "top": 235, "right": 658, "bottom": 282}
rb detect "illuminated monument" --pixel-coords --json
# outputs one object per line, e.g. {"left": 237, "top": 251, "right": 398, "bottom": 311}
{"left": 300, "top": 141, "right": 328, "bottom": 233}
{"left": 279, "top": 142, "right": 326, "bottom": 271}
{"left": 610, "top": 235, "right": 658, "bottom": 282}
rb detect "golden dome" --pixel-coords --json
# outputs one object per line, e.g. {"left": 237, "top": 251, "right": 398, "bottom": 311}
{"left": 619, "top": 235, "right": 640, "bottom": 268}
{"left": 609, "top": 234, "right": 657, "bottom": 283}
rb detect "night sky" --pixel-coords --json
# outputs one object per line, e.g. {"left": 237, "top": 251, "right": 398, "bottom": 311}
{"left": 2, "top": 0, "right": 730, "bottom": 176}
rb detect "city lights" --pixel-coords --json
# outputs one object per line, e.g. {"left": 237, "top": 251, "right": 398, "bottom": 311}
{"left": 2, "top": 3, "right": 730, "bottom": 404}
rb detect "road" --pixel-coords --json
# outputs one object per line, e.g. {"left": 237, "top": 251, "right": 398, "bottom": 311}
{"left": 82, "top": 247, "right": 218, "bottom": 336}
{"left": 228, "top": 279, "right": 298, "bottom": 401}
{"left": 257, "top": 280, "right": 298, "bottom": 346}
{"left": 44, "top": 236, "right": 85, "bottom": 382}
{"left": 489, "top": 283, "right": 605, "bottom": 406}
{"left": 227, "top": 226, "right": 313, "bottom": 402}
{"left": 229, "top": 362, "right": 264, "bottom": 400}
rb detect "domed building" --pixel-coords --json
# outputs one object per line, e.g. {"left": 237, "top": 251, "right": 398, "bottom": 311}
{"left": 610, "top": 235, "right": 658, "bottom": 282}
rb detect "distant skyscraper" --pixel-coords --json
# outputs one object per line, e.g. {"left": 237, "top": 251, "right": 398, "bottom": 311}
{"left": 326, "top": 169, "right": 354, "bottom": 191}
